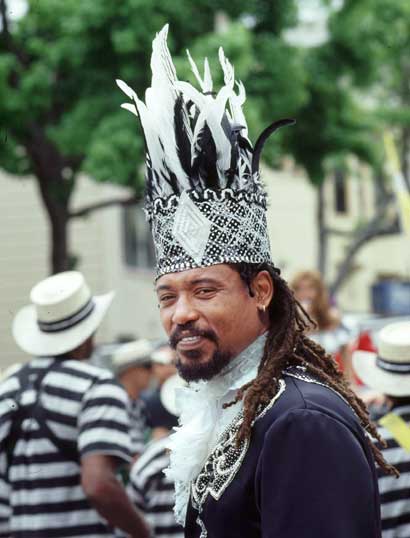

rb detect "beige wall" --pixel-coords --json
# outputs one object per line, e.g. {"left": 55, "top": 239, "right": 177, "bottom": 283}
{"left": 264, "top": 166, "right": 317, "bottom": 279}
{"left": 266, "top": 162, "right": 408, "bottom": 312}
{"left": 0, "top": 171, "right": 165, "bottom": 371}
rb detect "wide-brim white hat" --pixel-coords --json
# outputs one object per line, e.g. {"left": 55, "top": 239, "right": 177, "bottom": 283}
{"left": 151, "top": 345, "right": 175, "bottom": 365}
{"left": 160, "top": 374, "right": 186, "bottom": 416}
{"left": 353, "top": 321, "right": 410, "bottom": 397}
{"left": 111, "top": 339, "right": 154, "bottom": 375}
{"left": 12, "top": 271, "right": 114, "bottom": 357}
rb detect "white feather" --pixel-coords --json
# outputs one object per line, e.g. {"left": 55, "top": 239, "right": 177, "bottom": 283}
{"left": 120, "top": 103, "right": 138, "bottom": 117}
{"left": 175, "top": 81, "right": 206, "bottom": 110}
{"left": 116, "top": 79, "right": 137, "bottom": 101}
{"left": 148, "top": 25, "right": 191, "bottom": 189}
{"left": 230, "top": 81, "right": 249, "bottom": 137}
{"left": 133, "top": 97, "right": 168, "bottom": 184}
{"left": 186, "top": 50, "right": 213, "bottom": 93}
{"left": 218, "top": 47, "right": 234, "bottom": 89}
{"left": 203, "top": 58, "right": 212, "bottom": 92}
{"left": 191, "top": 84, "right": 233, "bottom": 178}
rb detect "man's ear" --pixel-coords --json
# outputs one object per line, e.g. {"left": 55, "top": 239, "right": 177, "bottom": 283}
{"left": 251, "top": 270, "right": 274, "bottom": 310}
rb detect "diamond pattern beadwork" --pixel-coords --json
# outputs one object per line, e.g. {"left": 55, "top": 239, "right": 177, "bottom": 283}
{"left": 172, "top": 191, "right": 212, "bottom": 265}
{"left": 190, "top": 379, "right": 286, "bottom": 528}
{"left": 147, "top": 188, "right": 272, "bottom": 278}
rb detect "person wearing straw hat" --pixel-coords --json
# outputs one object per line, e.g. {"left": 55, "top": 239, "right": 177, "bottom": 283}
{"left": 112, "top": 339, "right": 154, "bottom": 458}
{"left": 353, "top": 321, "right": 410, "bottom": 537}
{"left": 142, "top": 344, "right": 178, "bottom": 433}
{"left": 118, "top": 24, "right": 390, "bottom": 538}
{"left": 0, "top": 271, "right": 150, "bottom": 538}
{"left": 128, "top": 374, "right": 185, "bottom": 538}
{"left": 0, "top": 363, "right": 22, "bottom": 538}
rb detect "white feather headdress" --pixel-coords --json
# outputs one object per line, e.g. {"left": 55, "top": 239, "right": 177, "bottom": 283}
{"left": 117, "top": 24, "right": 294, "bottom": 278}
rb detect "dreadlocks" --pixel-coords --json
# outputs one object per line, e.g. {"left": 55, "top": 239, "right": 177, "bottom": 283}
{"left": 226, "top": 262, "right": 398, "bottom": 478}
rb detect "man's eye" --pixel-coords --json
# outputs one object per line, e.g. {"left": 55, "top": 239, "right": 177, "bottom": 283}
{"left": 159, "top": 295, "right": 175, "bottom": 303}
{"left": 197, "top": 288, "right": 215, "bottom": 296}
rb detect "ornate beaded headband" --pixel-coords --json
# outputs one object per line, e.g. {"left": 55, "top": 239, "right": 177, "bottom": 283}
{"left": 117, "top": 24, "right": 294, "bottom": 278}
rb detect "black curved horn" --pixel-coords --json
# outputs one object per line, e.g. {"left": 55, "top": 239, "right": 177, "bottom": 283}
{"left": 251, "top": 118, "right": 296, "bottom": 174}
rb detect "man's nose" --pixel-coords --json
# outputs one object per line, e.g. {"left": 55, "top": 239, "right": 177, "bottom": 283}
{"left": 171, "top": 295, "right": 199, "bottom": 326}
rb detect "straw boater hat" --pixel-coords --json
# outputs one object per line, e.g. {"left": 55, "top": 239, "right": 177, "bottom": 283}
{"left": 353, "top": 321, "right": 410, "bottom": 397}
{"left": 12, "top": 271, "right": 114, "bottom": 357}
{"left": 151, "top": 345, "right": 175, "bottom": 365}
{"left": 160, "top": 374, "right": 186, "bottom": 417}
{"left": 111, "top": 339, "right": 154, "bottom": 375}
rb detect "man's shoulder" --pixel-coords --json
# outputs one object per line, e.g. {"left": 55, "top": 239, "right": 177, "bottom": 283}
{"left": 57, "top": 359, "right": 114, "bottom": 382}
{"left": 254, "top": 368, "right": 361, "bottom": 439}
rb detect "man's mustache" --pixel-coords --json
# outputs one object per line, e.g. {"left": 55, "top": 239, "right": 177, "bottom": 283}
{"left": 169, "top": 326, "right": 218, "bottom": 349}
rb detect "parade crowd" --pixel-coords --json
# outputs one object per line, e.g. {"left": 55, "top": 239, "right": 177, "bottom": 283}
{"left": 1, "top": 267, "right": 410, "bottom": 538}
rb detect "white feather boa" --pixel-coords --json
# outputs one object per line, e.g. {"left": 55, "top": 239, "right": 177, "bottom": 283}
{"left": 165, "top": 334, "right": 267, "bottom": 524}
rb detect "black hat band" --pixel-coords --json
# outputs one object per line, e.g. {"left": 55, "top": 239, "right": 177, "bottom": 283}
{"left": 376, "top": 356, "right": 410, "bottom": 374}
{"left": 38, "top": 298, "right": 95, "bottom": 334}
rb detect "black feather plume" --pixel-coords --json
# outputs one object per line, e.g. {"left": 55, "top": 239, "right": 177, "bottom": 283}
{"left": 252, "top": 119, "right": 296, "bottom": 175}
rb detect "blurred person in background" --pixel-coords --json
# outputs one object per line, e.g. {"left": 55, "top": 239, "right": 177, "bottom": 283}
{"left": 128, "top": 374, "right": 185, "bottom": 538}
{"left": 353, "top": 321, "right": 410, "bottom": 537}
{"left": 0, "top": 365, "right": 21, "bottom": 538}
{"left": 291, "top": 270, "right": 355, "bottom": 383}
{"left": 112, "top": 340, "right": 154, "bottom": 458}
{"left": 0, "top": 271, "right": 149, "bottom": 538}
{"left": 142, "top": 344, "right": 177, "bottom": 433}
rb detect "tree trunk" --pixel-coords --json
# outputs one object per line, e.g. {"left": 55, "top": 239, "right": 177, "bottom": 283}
{"left": 329, "top": 210, "right": 399, "bottom": 295}
{"left": 317, "top": 181, "right": 328, "bottom": 277}
{"left": 50, "top": 207, "right": 69, "bottom": 274}
{"left": 35, "top": 176, "right": 71, "bottom": 274}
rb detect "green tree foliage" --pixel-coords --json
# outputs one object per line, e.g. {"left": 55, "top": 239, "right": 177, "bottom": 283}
{"left": 290, "top": 0, "right": 406, "bottom": 284}
{"left": 327, "top": 0, "right": 410, "bottom": 190}
{"left": 0, "top": 0, "right": 305, "bottom": 272}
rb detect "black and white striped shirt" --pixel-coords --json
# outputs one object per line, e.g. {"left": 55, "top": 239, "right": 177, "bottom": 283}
{"left": 128, "top": 437, "right": 183, "bottom": 538}
{"left": 378, "top": 405, "right": 410, "bottom": 537}
{"left": 0, "top": 357, "right": 132, "bottom": 538}
{"left": 0, "top": 453, "right": 10, "bottom": 537}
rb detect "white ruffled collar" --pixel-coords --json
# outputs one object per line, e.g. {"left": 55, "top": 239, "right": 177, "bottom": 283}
{"left": 165, "top": 333, "right": 267, "bottom": 524}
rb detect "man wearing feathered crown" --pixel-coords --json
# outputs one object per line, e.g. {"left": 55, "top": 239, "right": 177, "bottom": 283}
{"left": 118, "top": 25, "right": 391, "bottom": 538}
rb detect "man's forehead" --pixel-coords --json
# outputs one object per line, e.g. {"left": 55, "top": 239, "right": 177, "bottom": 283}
{"left": 155, "top": 264, "right": 234, "bottom": 290}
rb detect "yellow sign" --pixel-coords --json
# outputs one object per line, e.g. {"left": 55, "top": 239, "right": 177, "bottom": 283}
{"left": 383, "top": 132, "right": 410, "bottom": 236}
{"left": 379, "top": 412, "right": 410, "bottom": 452}
{"left": 398, "top": 191, "right": 410, "bottom": 235}
{"left": 383, "top": 132, "right": 401, "bottom": 175}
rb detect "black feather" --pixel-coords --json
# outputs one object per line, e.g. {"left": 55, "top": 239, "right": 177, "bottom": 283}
{"left": 191, "top": 123, "right": 219, "bottom": 191}
{"left": 174, "top": 95, "right": 193, "bottom": 181}
{"left": 225, "top": 124, "right": 244, "bottom": 188}
{"left": 251, "top": 119, "right": 296, "bottom": 175}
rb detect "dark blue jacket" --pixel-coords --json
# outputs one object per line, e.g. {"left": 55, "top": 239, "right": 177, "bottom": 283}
{"left": 184, "top": 371, "right": 382, "bottom": 538}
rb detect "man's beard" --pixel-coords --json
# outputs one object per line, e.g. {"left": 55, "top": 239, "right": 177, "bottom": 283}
{"left": 169, "top": 324, "right": 233, "bottom": 382}
{"left": 175, "top": 348, "right": 233, "bottom": 382}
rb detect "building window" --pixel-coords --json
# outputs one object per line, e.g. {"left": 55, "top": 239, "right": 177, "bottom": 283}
{"left": 122, "top": 204, "right": 155, "bottom": 269}
{"left": 334, "top": 169, "right": 348, "bottom": 214}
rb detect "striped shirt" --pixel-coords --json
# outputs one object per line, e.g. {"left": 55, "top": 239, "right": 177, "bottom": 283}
{"left": 0, "top": 357, "right": 132, "bottom": 538}
{"left": 128, "top": 437, "right": 182, "bottom": 538}
{"left": 130, "top": 399, "right": 148, "bottom": 456}
{"left": 378, "top": 405, "right": 410, "bottom": 537}
{"left": 0, "top": 453, "right": 10, "bottom": 537}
